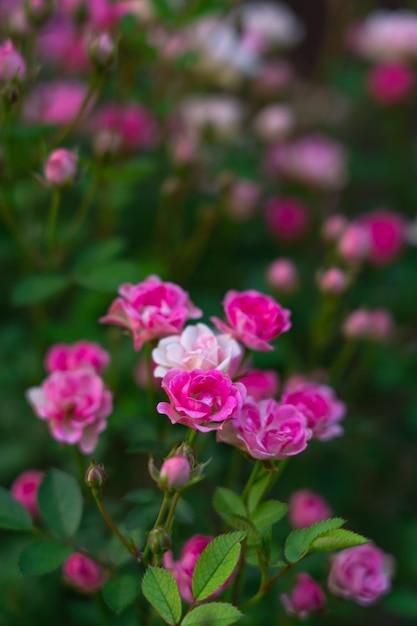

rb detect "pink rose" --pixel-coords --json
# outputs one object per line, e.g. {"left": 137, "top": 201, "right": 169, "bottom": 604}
{"left": 281, "top": 573, "right": 326, "bottom": 618}
{"left": 0, "top": 39, "right": 26, "bottom": 82}
{"left": 328, "top": 544, "right": 393, "bottom": 606}
{"left": 63, "top": 553, "right": 108, "bottom": 593}
{"left": 239, "top": 368, "right": 280, "bottom": 401}
{"left": 157, "top": 368, "right": 246, "bottom": 432}
{"left": 367, "top": 63, "right": 414, "bottom": 105}
{"left": 217, "top": 398, "right": 311, "bottom": 460}
{"left": 152, "top": 323, "right": 243, "bottom": 378}
{"left": 45, "top": 340, "right": 110, "bottom": 375}
{"left": 160, "top": 456, "right": 191, "bottom": 490}
{"left": 288, "top": 489, "right": 332, "bottom": 529}
{"left": 264, "top": 197, "right": 310, "bottom": 242}
{"left": 212, "top": 289, "right": 291, "bottom": 352}
{"left": 44, "top": 148, "right": 78, "bottom": 187}
{"left": 10, "top": 470, "right": 44, "bottom": 518}
{"left": 26, "top": 370, "right": 113, "bottom": 454}
{"left": 90, "top": 103, "right": 157, "bottom": 153}
{"left": 343, "top": 308, "right": 394, "bottom": 341}
{"left": 360, "top": 209, "right": 406, "bottom": 265}
{"left": 282, "top": 381, "right": 346, "bottom": 441}
{"left": 23, "top": 81, "right": 91, "bottom": 127}
{"left": 317, "top": 268, "right": 348, "bottom": 295}
{"left": 338, "top": 223, "right": 370, "bottom": 263}
{"left": 100, "top": 275, "right": 202, "bottom": 351}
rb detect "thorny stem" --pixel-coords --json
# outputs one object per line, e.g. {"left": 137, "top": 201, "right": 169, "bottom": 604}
{"left": 92, "top": 491, "right": 142, "bottom": 560}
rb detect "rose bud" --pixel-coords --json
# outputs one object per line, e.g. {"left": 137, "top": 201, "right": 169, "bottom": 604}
{"left": 10, "top": 469, "right": 44, "bottom": 518}
{"left": 88, "top": 32, "right": 117, "bottom": 71}
{"left": 63, "top": 553, "right": 107, "bottom": 593}
{"left": 281, "top": 573, "right": 326, "bottom": 618}
{"left": 0, "top": 40, "right": 26, "bottom": 84}
{"left": 44, "top": 148, "right": 78, "bottom": 187}
{"left": 85, "top": 460, "right": 107, "bottom": 491}
{"left": 288, "top": 489, "right": 332, "bottom": 529}
{"left": 159, "top": 456, "right": 191, "bottom": 491}
{"left": 148, "top": 528, "right": 172, "bottom": 556}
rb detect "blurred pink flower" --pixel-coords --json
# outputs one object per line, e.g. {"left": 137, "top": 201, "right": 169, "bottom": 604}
{"left": 63, "top": 553, "right": 108, "bottom": 592}
{"left": 217, "top": 398, "right": 311, "bottom": 460}
{"left": 157, "top": 368, "right": 246, "bottom": 432}
{"left": 338, "top": 223, "right": 370, "bottom": 263}
{"left": 239, "top": 368, "right": 280, "bottom": 401}
{"left": 10, "top": 470, "right": 44, "bottom": 518}
{"left": 318, "top": 268, "right": 348, "bottom": 295}
{"left": 45, "top": 340, "right": 110, "bottom": 375}
{"left": 264, "top": 196, "right": 310, "bottom": 241}
{"left": 361, "top": 209, "right": 406, "bottom": 265}
{"left": 328, "top": 544, "right": 393, "bottom": 606}
{"left": 26, "top": 369, "right": 113, "bottom": 454}
{"left": 367, "top": 63, "right": 414, "bottom": 105}
{"left": 226, "top": 179, "right": 261, "bottom": 221}
{"left": 253, "top": 104, "right": 294, "bottom": 143}
{"left": 0, "top": 39, "right": 26, "bottom": 82}
{"left": 288, "top": 489, "right": 332, "bottom": 529}
{"left": 322, "top": 214, "right": 348, "bottom": 243}
{"left": 281, "top": 573, "right": 326, "bottom": 618}
{"left": 351, "top": 10, "right": 417, "bottom": 62}
{"left": 267, "top": 258, "right": 299, "bottom": 293}
{"left": 44, "top": 148, "right": 78, "bottom": 187}
{"left": 100, "top": 275, "right": 202, "bottom": 351}
{"left": 37, "top": 17, "right": 88, "bottom": 73}
{"left": 212, "top": 289, "right": 291, "bottom": 352}
{"left": 343, "top": 308, "right": 394, "bottom": 341}
{"left": 23, "top": 81, "right": 90, "bottom": 127}
{"left": 90, "top": 103, "right": 157, "bottom": 152}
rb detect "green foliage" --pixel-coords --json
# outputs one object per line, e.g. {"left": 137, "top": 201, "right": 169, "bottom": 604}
{"left": 102, "top": 574, "right": 140, "bottom": 614}
{"left": 73, "top": 261, "right": 140, "bottom": 292}
{"left": 182, "top": 602, "right": 242, "bottom": 626}
{"left": 0, "top": 486, "right": 33, "bottom": 531}
{"left": 213, "top": 488, "right": 246, "bottom": 520}
{"left": 19, "top": 540, "right": 73, "bottom": 576}
{"left": 249, "top": 500, "right": 287, "bottom": 533}
{"left": 383, "top": 589, "right": 417, "bottom": 619}
{"left": 310, "top": 529, "right": 368, "bottom": 552}
{"left": 284, "top": 518, "right": 347, "bottom": 562}
{"left": 141, "top": 567, "right": 182, "bottom": 625}
{"left": 12, "top": 274, "right": 69, "bottom": 306}
{"left": 247, "top": 475, "right": 271, "bottom": 514}
{"left": 37, "top": 469, "right": 83, "bottom": 540}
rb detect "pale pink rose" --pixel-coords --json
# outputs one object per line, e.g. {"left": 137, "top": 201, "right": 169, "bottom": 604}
{"left": 238, "top": 2, "right": 304, "bottom": 49}
{"left": 217, "top": 398, "right": 311, "bottom": 460}
{"left": 239, "top": 369, "right": 280, "bottom": 401}
{"left": 212, "top": 289, "right": 291, "bottom": 352}
{"left": 45, "top": 341, "right": 110, "bottom": 375}
{"left": 90, "top": 103, "right": 157, "bottom": 152}
{"left": 152, "top": 323, "right": 243, "bottom": 379}
{"left": 23, "top": 81, "right": 90, "bottom": 127}
{"left": 253, "top": 60, "right": 293, "bottom": 97}
{"left": 44, "top": 148, "right": 78, "bottom": 187}
{"left": 281, "top": 573, "right": 326, "bottom": 618}
{"left": 26, "top": 370, "right": 113, "bottom": 454}
{"left": 100, "top": 276, "right": 202, "bottom": 352}
{"left": 282, "top": 381, "right": 346, "bottom": 441}
{"left": 163, "top": 535, "right": 215, "bottom": 603}
{"left": 253, "top": 104, "right": 295, "bottom": 143}
{"left": 157, "top": 368, "right": 246, "bottom": 432}
{"left": 343, "top": 308, "right": 394, "bottom": 341}
{"left": 179, "top": 96, "right": 243, "bottom": 141}
{"left": 318, "top": 268, "right": 348, "bottom": 295}
{"left": 160, "top": 456, "right": 191, "bottom": 490}
{"left": 226, "top": 179, "right": 261, "bottom": 221}
{"left": 0, "top": 39, "right": 26, "bottom": 82}
{"left": 338, "top": 223, "right": 370, "bottom": 263}
{"left": 288, "top": 489, "right": 332, "bottom": 529}
{"left": 322, "top": 214, "right": 348, "bottom": 243}
{"left": 367, "top": 63, "right": 414, "bottom": 105}
{"left": 351, "top": 10, "right": 417, "bottom": 62}
{"left": 328, "top": 544, "right": 393, "bottom": 606}
{"left": 10, "top": 470, "right": 44, "bottom": 518}
{"left": 360, "top": 209, "right": 406, "bottom": 265}
{"left": 264, "top": 197, "right": 310, "bottom": 241}
{"left": 63, "top": 553, "right": 108, "bottom": 593}
{"left": 266, "top": 134, "right": 348, "bottom": 190}
{"left": 266, "top": 258, "right": 299, "bottom": 293}
{"left": 370, "top": 309, "right": 394, "bottom": 341}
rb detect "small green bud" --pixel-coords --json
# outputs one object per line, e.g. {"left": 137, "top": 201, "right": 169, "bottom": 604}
{"left": 85, "top": 459, "right": 107, "bottom": 490}
{"left": 148, "top": 528, "right": 172, "bottom": 556}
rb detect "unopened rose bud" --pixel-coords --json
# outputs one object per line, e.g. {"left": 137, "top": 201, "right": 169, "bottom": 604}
{"left": 88, "top": 33, "right": 117, "bottom": 71}
{"left": 85, "top": 460, "right": 107, "bottom": 490}
{"left": 148, "top": 528, "right": 172, "bottom": 556}
{"left": 44, "top": 148, "right": 78, "bottom": 187}
{"left": 159, "top": 456, "right": 191, "bottom": 491}
{"left": 322, "top": 214, "right": 348, "bottom": 243}
{"left": 318, "top": 268, "right": 348, "bottom": 295}
{"left": 0, "top": 40, "right": 26, "bottom": 84}
{"left": 266, "top": 258, "right": 298, "bottom": 293}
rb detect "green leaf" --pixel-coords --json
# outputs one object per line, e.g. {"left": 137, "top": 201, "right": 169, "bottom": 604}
{"left": 250, "top": 500, "right": 287, "bottom": 533}
{"left": 220, "top": 513, "right": 261, "bottom": 542}
{"left": 75, "top": 238, "right": 126, "bottom": 270}
{"left": 192, "top": 532, "right": 245, "bottom": 602}
{"left": 73, "top": 261, "right": 140, "bottom": 293}
{"left": 103, "top": 158, "right": 155, "bottom": 181}
{"left": 141, "top": 567, "right": 181, "bottom": 625}
{"left": 38, "top": 469, "right": 83, "bottom": 540}
{"left": 102, "top": 575, "right": 140, "bottom": 614}
{"left": 0, "top": 486, "right": 33, "bottom": 531}
{"left": 182, "top": 602, "right": 242, "bottom": 626}
{"left": 310, "top": 529, "right": 368, "bottom": 552}
{"left": 213, "top": 488, "right": 246, "bottom": 519}
{"left": 384, "top": 588, "right": 417, "bottom": 618}
{"left": 12, "top": 274, "right": 69, "bottom": 306}
{"left": 247, "top": 474, "right": 270, "bottom": 514}
{"left": 19, "top": 540, "right": 72, "bottom": 576}
{"left": 285, "top": 518, "right": 346, "bottom": 563}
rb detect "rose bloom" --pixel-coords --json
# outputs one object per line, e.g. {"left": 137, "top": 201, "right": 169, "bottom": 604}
{"left": 264, "top": 197, "right": 310, "bottom": 241}
{"left": 238, "top": 1, "right": 304, "bottom": 50}
{"left": 0, "top": 39, "right": 26, "bottom": 82}
{"left": 163, "top": 535, "right": 235, "bottom": 602}
{"left": 351, "top": 10, "right": 417, "bottom": 62}
{"left": 343, "top": 308, "right": 394, "bottom": 341}
{"left": 23, "top": 81, "right": 90, "bottom": 127}
{"left": 281, "top": 573, "right": 326, "bottom": 619}
{"left": 10, "top": 470, "right": 44, "bottom": 518}
{"left": 26, "top": 369, "right": 113, "bottom": 454}
{"left": 212, "top": 289, "right": 291, "bottom": 352}
{"left": 63, "top": 553, "right": 108, "bottom": 593}
{"left": 90, "top": 103, "right": 158, "bottom": 153}
{"left": 217, "top": 398, "right": 311, "bottom": 460}
{"left": 282, "top": 380, "right": 346, "bottom": 441}
{"left": 100, "top": 275, "right": 202, "bottom": 351}
{"left": 152, "top": 323, "right": 243, "bottom": 379}
{"left": 266, "top": 134, "right": 348, "bottom": 191}
{"left": 157, "top": 368, "right": 246, "bottom": 432}
{"left": 239, "top": 368, "right": 280, "bottom": 401}
{"left": 328, "top": 544, "right": 393, "bottom": 606}
{"left": 288, "top": 489, "right": 332, "bottom": 529}
{"left": 45, "top": 340, "right": 110, "bottom": 375}
{"left": 360, "top": 209, "right": 406, "bottom": 265}
{"left": 367, "top": 63, "right": 414, "bottom": 105}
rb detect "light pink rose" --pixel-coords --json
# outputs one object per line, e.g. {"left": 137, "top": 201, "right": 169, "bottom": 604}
{"left": 212, "top": 289, "right": 291, "bottom": 352}
{"left": 343, "top": 308, "right": 394, "bottom": 341}
{"left": 367, "top": 63, "right": 414, "bottom": 105}
{"left": 282, "top": 381, "right": 346, "bottom": 441}
{"left": 90, "top": 103, "right": 157, "bottom": 153}
{"left": 217, "top": 398, "right": 311, "bottom": 460}
{"left": 10, "top": 470, "right": 44, "bottom": 518}
{"left": 281, "top": 573, "right": 326, "bottom": 618}
{"left": 23, "top": 81, "right": 90, "bottom": 127}
{"left": 63, "top": 553, "right": 108, "bottom": 593}
{"left": 26, "top": 370, "right": 113, "bottom": 454}
{"left": 338, "top": 223, "right": 370, "bottom": 263}
{"left": 351, "top": 10, "right": 417, "bottom": 62}
{"left": 317, "top": 268, "right": 348, "bottom": 295}
{"left": 328, "top": 544, "right": 393, "bottom": 606}
{"left": 44, "top": 148, "right": 78, "bottom": 187}
{"left": 264, "top": 196, "right": 310, "bottom": 242}
{"left": 360, "top": 209, "right": 406, "bottom": 265}
{"left": 253, "top": 104, "right": 295, "bottom": 143}
{"left": 239, "top": 369, "right": 280, "bottom": 401}
{"left": 266, "top": 258, "right": 299, "bottom": 293}
{"left": 0, "top": 39, "right": 26, "bottom": 82}
{"left": 100, "top": 275, "right": 202, "bottom": 352}
{"left": 45, "top": 340, "right": 110, "bottom": 375}
{"left": 288, "top": 489, "right": 332, "bottom": 529}
{"left": 157, "top": 368, "right": 246, "bottom": 432}
{"left": 152, "top": 323, "right": 243, "bottom": 379}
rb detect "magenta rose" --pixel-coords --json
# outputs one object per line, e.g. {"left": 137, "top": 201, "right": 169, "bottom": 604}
{"left": 282, "top": 381, "right": 346, "bottom": 441}
{"left": 100, "top": 275, "right": 202, "bottom": 351}
{"left": 239, "top": 368, "right": 280, "bottom": 401}
{"left": 281, "top": 573, "right": 326, "bottom": 619}
{"left": 288, "top": 489, "right": 332, "bottom": 529}
{"left": 211, "top": 289, "right": 291, "bottom": 351}
{"left": 217, "top": 398, "right": 311, "bottom": 460}
{"left": 45, "top": 340, "right": 110, "bottom": 375}
{"left": 63, "top": 553, "right": 108, "bottom": 593}
{"left": 328, "top": 544, "right": 393, "bottom": 606}
{"left": 26, "top": 369, "right": 113, "bottom": 454}
{"left": 157, "top": 368, "right": 246, "bottom": 432}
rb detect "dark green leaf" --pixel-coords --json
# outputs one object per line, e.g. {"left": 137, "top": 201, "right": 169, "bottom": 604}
{"left": 247, "top": 474, "right": 270, "bottom": 514}
{"left": 103, "top": 158, "right": 155, "bottom": 181}
{"left": 12, "top": 274, "right": 69, "bottom": 306}
{"left": 38, "top": 469, "right": 83, "bottom": 540}
{"left": 384, "top": 589, "right": 417, "bottom": 618}
{"left": 0, "top": 486, "right": 33, "bottom": 531}
{"left": 19, "top": 540, "right": 72, "bottom": 576}
{"left": 250, "top": 500, "right": 287, "bottom": 532}
{"left": 182, "top": 602, "right": 242, "bottom": 626}
{"left": 213, "top": 488, "right": 246, "bottom": 520}
{"left": 141, "top": 567, "right": 181, "bottom": 625}
{"left": 73, "top": 261, "right": 140, "bottom": 292}
{"left": 102, "top": 575, "right": 140, "bottom": 614}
